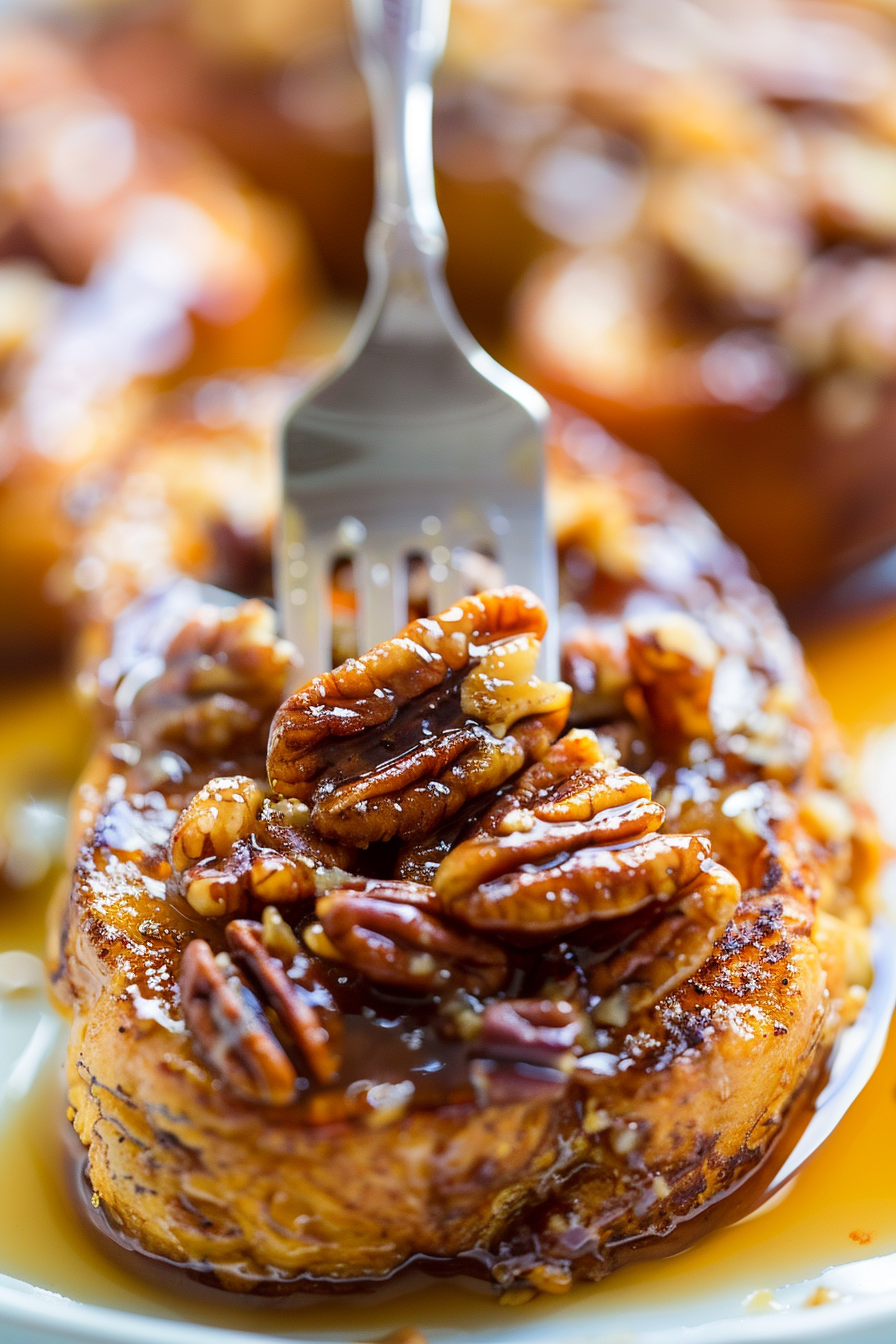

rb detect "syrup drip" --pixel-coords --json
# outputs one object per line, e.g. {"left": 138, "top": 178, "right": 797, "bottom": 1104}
{"left": 0, "top": 609, "right": 894, "bottom": 1336}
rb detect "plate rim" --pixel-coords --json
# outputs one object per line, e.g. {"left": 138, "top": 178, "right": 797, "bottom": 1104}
{"left": 2, "top": 1270, "right": 896, "bottom": 1344}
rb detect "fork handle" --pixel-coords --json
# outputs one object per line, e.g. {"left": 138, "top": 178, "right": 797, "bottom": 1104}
{"left": 352, "top": 0, "right": 451, "bottom": 307}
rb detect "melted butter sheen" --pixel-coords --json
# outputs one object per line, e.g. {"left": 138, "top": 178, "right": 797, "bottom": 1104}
{"left": 0, "top": 613, "right": 894, "bottom": 1334}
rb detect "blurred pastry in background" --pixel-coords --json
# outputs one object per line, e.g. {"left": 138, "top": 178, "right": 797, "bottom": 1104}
{"left": 9, "top": 0, "right": 896, "bottom": 668}
{"left": 75, "top": 0, "right": 896, "bottom": 601}
{"left": 0, "top": 23, "right": 324, "bottom": 664}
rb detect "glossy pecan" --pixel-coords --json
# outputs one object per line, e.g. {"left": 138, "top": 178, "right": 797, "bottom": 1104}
{"left": 167, "top": 598, "right": 296, "bottom": 710}
{"left": 315, "top": 880, "right": 509, "bottom": 995}
{"left": 225, "top": 919, "right": 339, "bottom": 1084}
{"left": 441, "top": 826, "right": 736, "bottom": 950}
{"left": 435, "top": 729, "right": 664, "bottom": 913}
{"left": 587, "top": 849, "right": 741, "bottom": 1017}
{"left": 624, "top": 611, "right": 718, "bottom": 757}
{"left": 560, "top": 620, "right": 632, "bottom": 724}
{"left": 171, "top": 776, "right": 264, "bottom": 872}
{"left": 171, "top": 778, "right": 357, "bottom": 917}
{"left": 469, "top": 1058, "right": 570, "bottom": 1106}
{"left": 478, "top": 998, "right": 582, "bottom": 1068}
{"left": 179, "top": 938, "right": 298, "bottom": 1107}
{"left": 624, "top": 612, "right": 811, "bottom": 782}
{"left": 266, "top": 588, "right": 570, "bottom": 846}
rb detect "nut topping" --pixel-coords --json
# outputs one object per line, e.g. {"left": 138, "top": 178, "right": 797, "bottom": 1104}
{"left": 441, "top": 828, "right": 730, "bottom": 944}
{"left": 478, "top": 998, "right": 582, "bottom": 1068}
{"left": 267, "top": 588, "right": 570, "bottom": 845}
{"left": 587, "top": 850, "right": 741, "bottom": 1014}
{"left": 623, "top": 613, "right": 812, "bottom": 783}
{"left": 166, "top": 590, "right": 746, "bottom": 1117}
{"left": 435, "top": 729, "right": 664, "bottom": 911}
{"left": 225, "top": 920, "right": 339, "bottom": 1084}
{"left": 624, "top": 613, "right": 717, "bottom": 756}
{"left": 315, "top": 881, "right": 509, "bottom": 995}
{"left": 168, "top": 600, "right": 295, "bottom": 707}
{"left": 171, "top": 777, "right": 357, "bottom": 917}
{"left": 115, "top": 596, "right": 298, "bottom": 759}
{"left": 178, "top": 938, "right": 298, "bottom": 1107}
{"left": 459, "top": 633, "right": 570, "bottom": 738}
{"left": 171, "top": 776, "right": 264, "bottom": 872}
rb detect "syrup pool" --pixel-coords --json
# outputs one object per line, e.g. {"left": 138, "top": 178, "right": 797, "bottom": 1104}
{"left": 1, "top": 611, "right": 896, "bottom": 1341}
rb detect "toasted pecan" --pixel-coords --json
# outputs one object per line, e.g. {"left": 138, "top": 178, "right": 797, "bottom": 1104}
{"left": 171, "top": 779, "right": 357, "bottom": 917}
{"left": 267, "top": 588, "right": 570, "bottom": 846}
{"left": 624, "top": 612, "right": 718, "bottom": 757}
{"left": 120, "top": 598, "right": 297, "bottom": 758}
{"left": 179, "top": 939, "right": 298, "bottom": 1107}
{"left": 315, "top": 880, "right": 509, "bottom": 995}
{"left": 171, "top": 775, "right": 264, "bottom": 872}
{"left": 434, "top": 729, "right": 663, "bottom": 907}
{"left": 588, "top": 853, "right": 741, "bottom": 1017}
{"left": 478, "top": 998, "right": 582, "bottom": 1067}
{"left": 432, "top": 726, "right": 740, "bottom": 989}
{"left": 226, "top": 920, "right": 339, "bottom": 1084}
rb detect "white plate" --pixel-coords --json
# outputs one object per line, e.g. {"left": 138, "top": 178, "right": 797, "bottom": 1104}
{"left": 1, "top": 940, "right": 895, "bottom": 1344}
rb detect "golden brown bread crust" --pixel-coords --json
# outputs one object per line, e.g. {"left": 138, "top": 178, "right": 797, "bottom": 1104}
{"left": 61, "top": 879, "right": 826, "bottom": 1290}
{"left": 52, "top": 414, "right": 877, "bottom": 1296}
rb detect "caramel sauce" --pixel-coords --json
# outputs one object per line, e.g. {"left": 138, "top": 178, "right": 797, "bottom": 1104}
{"left": 0, "top": 610, "right": 895, "bottom": 1335}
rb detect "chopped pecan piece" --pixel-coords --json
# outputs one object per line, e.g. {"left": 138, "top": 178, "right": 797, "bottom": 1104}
{"left": 225, "top": 920, "right": 339, "bottom": 1084}
{"left": 179, "top": 938, "right": 298, "bottom": 1107}
{"left": 459, "top": 631, "right": 568, "bottom": 738}
{"left": 267, "top": 588, "right": 570, "bottom": 845}
{"left": 435, "top": 729, "right": 664, "bottom": 910}
{"left": 315, "top": 881, "right": 509, "bottom": 995}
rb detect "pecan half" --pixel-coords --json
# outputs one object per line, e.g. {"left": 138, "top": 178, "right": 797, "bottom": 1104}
{"left": 179, "top": 938, "right": 298, "bottom": 1106}
{"left": 441, "top": 827, "right": 736, "bottom": 948}
{"left": 171, "top": 779, "right": 357, "bottom": 917}
{"left": 225, "top": 919, "right": 339, "bottom": 1084}
{"left": 166, "top": 598, "right": 296, "bottom": 710}
{"left": 624, "top": 612, "right": 811, "bottom": 782}
{"left": 315, "top": 881, "right": 509, "bottom": 995}
{"left": 267, "top": 588, "right": 570, "bottom": 845}
{"left": 561, "top": 620, "right": 632, "bottom": 724}
{"left": 435, "top": 729, "right": 664, "bottom": 912}
{"left": 115, "top": 594, "right": 297, "bottom": 759}
{"left": 624, "top": 612, "right": 718, "bottom": 757}
{"left": 478, "top": 998, "right": 582, "bottom": 1068}
{"left": 588, "top": 852, "right": 741, "bottom": 1016}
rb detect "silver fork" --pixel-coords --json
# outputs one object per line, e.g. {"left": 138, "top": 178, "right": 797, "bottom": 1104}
{"left": 277, "top": 0, "right": 557, "bottom": 679}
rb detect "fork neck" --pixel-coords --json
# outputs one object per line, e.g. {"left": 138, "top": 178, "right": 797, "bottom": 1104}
{"left": 352, "top": 0, "right": 455, "bottom": 337}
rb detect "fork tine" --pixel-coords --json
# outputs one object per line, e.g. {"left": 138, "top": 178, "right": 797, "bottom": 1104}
{"left": 277, "top": 529, "right": 331, "bottom": 679}
{"left": 356, "top": 549, "right": 407, "bottom": 653}
{"left": 427, "top": 547, "right": 468, "bottom": 617}
{"left": 496, "top": 513, "right": 559, "bottom": 677}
